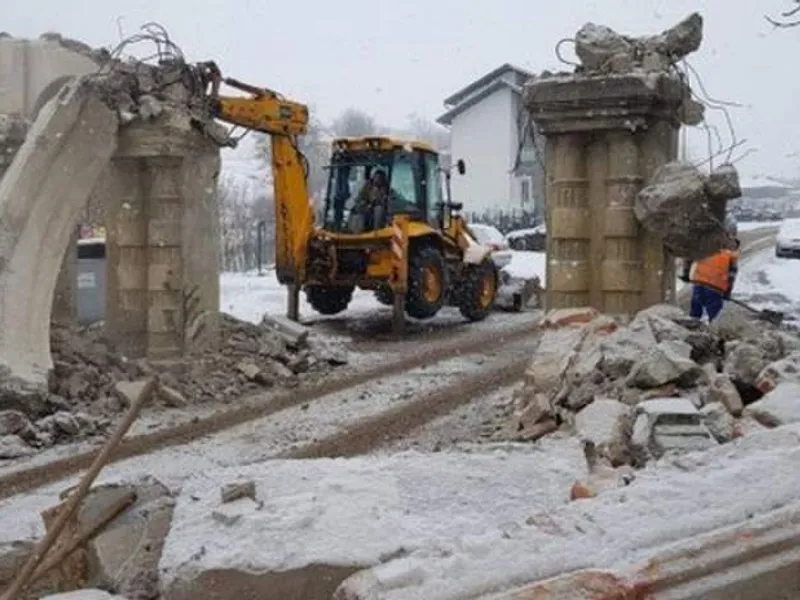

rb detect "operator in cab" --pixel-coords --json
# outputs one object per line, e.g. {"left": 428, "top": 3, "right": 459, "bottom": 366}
{"left": 679, "top": 218, "right": 739, "bottom": 323}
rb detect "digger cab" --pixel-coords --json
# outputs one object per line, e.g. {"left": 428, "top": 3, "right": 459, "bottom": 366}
{"left": 321, "top": 137, "right": 443, "bottom": 234}
{"left": 301, "top": 135, "right": 497, "bottom": 332}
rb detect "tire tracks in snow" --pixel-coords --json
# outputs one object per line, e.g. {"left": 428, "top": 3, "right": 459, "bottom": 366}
{"left": 0, "top": 317, "right": 544, "bottom": 499}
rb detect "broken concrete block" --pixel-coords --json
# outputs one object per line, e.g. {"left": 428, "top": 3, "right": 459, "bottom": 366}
{"left": 235, "top": 360, "right": 271, "bottom": 385}
{"left": 705, "top": 163, "right": 742, "bottom": 202}
{"left": 160, "top": 448, "right": 587, "bottom": 600}
{"left": 702, "top": 373, "right": 744, "bottom": 416}
{"left": 700, "top": 402, "right": 736, "bottom": 443}
{"left": 743, "top": 382, "right": 800, "bottom": 428}
{"left": 0, "top": 408, "right": 35, "bottom": 439}
{"left": 158, "top": 384, "right": 188, "bottom": 408}
{"left": 631, "top": 398, "right": 715, "bottom": 461}
{"left": 755, "top": 352, "right": 800, "bottom": 395}
{"left": 627, "top": 340, "right": 703, "bottom": 389}
{"left": 49, "top": 477, "right": 174, "bottom": 600}
{"left": 574, "top": 23, "right": 632, "bottom": 71}
{"left": 723, "top": 342, "right": 769, "bottom": 389}
{"left": 114, "top": 378, "right": 157, "bottom": 407}
{"left": 0, "top": 434, "right": 33, "bottom": 458}
{"left": 0, "top": 539, "right": 35, "bottom": 590}
{"left": 53, "top": 410, "right": 80, "bottom": 435}
{"left": 260, "top": 313, "right": 309, "bottom": 347}
{"left": 635, "top": 161, "right": 733, "bottom": 260}
{"left": 574, "top": 399, "right": 632, "bottom": 465}
{"left": 220, "top": 480, "right": 257, "bottom": 504}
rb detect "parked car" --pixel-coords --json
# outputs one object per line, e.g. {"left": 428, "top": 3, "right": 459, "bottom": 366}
{"left": 775, "top": 218, "right": 800, "bottom": 258}
{"left": 467, "top": 223, "right": 513, "bottom": 269}
{"left": 505, "top": 224, "right": 546, "bottom": 252}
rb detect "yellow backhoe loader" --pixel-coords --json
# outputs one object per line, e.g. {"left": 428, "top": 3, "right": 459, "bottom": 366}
{"left": 198, "top": 63, "right": 498, "bottom": 334}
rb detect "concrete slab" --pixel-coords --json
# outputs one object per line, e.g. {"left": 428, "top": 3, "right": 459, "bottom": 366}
{"left": 158, "top": 441, "right": 587, "bottom": 600}
{"left": 334, "top": 424, "right": 800, "bottom": 600}
{"left": 0, "top": 77, "right": 117, "bottom": 388}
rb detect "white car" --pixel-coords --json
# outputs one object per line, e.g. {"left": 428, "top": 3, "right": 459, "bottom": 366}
{"left": 467, "top": 223, "right": 513, "bottom": 269}
{"left": 775, "top": 218, "right": 800, "bottom": 259}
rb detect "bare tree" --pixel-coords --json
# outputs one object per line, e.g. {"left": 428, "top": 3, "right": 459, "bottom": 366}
{"left": 254, "top": 112, "right": 330, "bottom": 201}
{"left": 403, "top": 113, "right": 450, "bottom": 150}
{"left": 217, "top": 175, "right": 273, "bottom": 272}
{"left": 331, "top": 108, "right": 382, "bottom": 137}
{"left": 766, "top": 0, "right": 800, "bottom": 26}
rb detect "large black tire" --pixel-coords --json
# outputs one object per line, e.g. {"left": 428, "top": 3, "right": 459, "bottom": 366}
{"left": 458, "top": 260, "right": 498, "bottom": 321}
{"left": 305, "top": 285, "right": 354, "bottom": 315}
{"left": 374, "top": 285, "right": 394, "bottom": 306}
{"left": 405, "top": 246, "right": 447, "bottom": 320}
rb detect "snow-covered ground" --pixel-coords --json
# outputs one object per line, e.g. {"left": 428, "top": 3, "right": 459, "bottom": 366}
{"left": 221, "top": 250, "right": 548, "bottom": 325}
{"left": 736, "top": 247, "right": 800, "bottom": 322}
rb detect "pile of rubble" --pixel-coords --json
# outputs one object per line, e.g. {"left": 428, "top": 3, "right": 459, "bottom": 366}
{"left": 509, "top": 305, "right": 800, "bottom": 471}
{"left": 0, "top": 313, "right": 348, "bottom": 459}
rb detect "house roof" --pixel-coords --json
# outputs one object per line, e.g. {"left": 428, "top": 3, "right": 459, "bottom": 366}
{"left": 436, "top": 78, "right": 523, "bottom": 126}
{"left": 443, "top": 63, "right": 534, "bottom": 108}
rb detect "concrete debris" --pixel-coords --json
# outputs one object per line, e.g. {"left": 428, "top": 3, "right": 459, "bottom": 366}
{"left": 39, "top": 477, "right": 174, "bottom": 599}
{"left": 702, "top": 372, "right": 744, "bottom": 417}
{"left": 512, "top": 303, "right": 787, "bottom": 466}
{"left": 0, "top": 314, "right": 346, "bottom": 459}
{"left": 635, "top": 162, "right": 743, "bottom": 260}
{"left": 0, "top": 434, "right": 35, "bottom": 458}
{"left": 743, "top": 382, "right": 800, "bottom": 428}
{"left": 723, "top": 341, "right": 770, "bottom": 390}
{"left": 630, "top": 398, "right": 715, "bottom": 462}
{"left": 626, "top": 340, "right": 704, "bottom": 389}
{"left": 574, "top": 399, "right": 632, "bottom": 466}
{"left": 574, "top": 13, "right": 702, "bottom": 75}
{"left": 700, "top": 402, "right": 736, "bottom": 443}
{"left": 755, "top": 351, "right": 800, "bottom": 394}
{"left": 220, "top": 480, "right": 257, "bottom": 504}
{"left": 159, "top": 446, "right": 587, "bottom": 600}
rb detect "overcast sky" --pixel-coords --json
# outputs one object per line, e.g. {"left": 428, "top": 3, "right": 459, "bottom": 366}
{"left": 6, "top": 0, "right": 800, "bottom": 179}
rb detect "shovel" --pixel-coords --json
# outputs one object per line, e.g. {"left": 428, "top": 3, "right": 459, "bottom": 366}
{"left": 726, "top": 297, "right": 785, "bottom": 326}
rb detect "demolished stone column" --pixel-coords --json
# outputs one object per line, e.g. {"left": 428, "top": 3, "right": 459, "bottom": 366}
{"left": 105, "top": 111, "right": 221, "bottom": 360}
{"left": 527, "top": 13, "right": 703, "bottom": 315}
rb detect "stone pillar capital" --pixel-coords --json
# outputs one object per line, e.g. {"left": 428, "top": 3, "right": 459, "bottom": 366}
{"left": 525, "top": 73, "right": 687, "bottom": 135}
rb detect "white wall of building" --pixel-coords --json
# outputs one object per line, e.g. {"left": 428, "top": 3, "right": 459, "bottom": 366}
{"left": 449, "top": 86, "right": 516, "bottom": 215}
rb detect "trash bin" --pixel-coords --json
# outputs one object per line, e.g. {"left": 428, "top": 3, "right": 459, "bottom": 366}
{"left": 76, "top": 237, "right": 106, "bottom": 325}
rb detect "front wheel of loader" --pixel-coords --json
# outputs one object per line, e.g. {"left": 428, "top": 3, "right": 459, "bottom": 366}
{"left": 405, "top": 246, "right": 447, "bottom": 320}
{"left": 305, "top": 285, "right": 354, "bottom": 315}
{"left": 458, "top": 260, "right": 498, "bottom": 322}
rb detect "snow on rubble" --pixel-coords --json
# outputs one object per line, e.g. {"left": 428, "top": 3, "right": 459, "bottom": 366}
{"left": 157, "top": 442, "right": 587, "bottom": 600}
{"left": 335, "top": 424, "right": 800, "bottom": 600}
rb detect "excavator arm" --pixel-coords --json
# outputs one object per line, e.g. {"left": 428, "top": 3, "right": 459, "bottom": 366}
{"left": 197, "top": 62, "right": 315, "bottom": 311}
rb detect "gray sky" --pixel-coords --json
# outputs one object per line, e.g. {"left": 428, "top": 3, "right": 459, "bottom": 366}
{"left": 6, "top": 0, "right": 800, "bottom": 179}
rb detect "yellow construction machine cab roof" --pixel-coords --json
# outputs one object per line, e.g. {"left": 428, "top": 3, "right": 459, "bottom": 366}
{"left": 330, "top": 136, "right": 436, "bottom": 154}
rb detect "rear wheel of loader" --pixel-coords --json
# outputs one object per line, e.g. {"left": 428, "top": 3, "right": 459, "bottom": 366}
{"left": 305, "top": 285, "right": 354, "bottom": 315}
{"left": 458, "top": 260, "right": 498, "bottom": 322}
{"left": 374, "top": 285, "right": 394, "bottom": 306}
{"left": 405, "top": 246, "right": 446, "bottom": 320}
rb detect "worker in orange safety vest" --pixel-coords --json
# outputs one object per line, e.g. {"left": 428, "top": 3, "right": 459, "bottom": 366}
{"left": 679, "top": 237, "right": 740, "bottom": 322}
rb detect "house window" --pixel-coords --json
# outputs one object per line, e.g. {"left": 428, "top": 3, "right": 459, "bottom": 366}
{"left": 520, "top": 178, "right": 531, "bottom": 205}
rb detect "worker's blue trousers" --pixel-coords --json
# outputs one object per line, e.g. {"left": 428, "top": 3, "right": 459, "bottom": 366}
{"left": 690, "top": 285, "right": 725, "bottom": 322}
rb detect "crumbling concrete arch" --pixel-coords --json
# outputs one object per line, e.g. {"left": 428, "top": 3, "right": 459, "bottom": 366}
{"left": 0, "top": 35, "right": 101, "bottom": 118}
{"left": 0, "top": 78, "right": 118, "bottom": 392}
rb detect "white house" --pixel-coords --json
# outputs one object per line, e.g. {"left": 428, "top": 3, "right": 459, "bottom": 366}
{"left": 437, "top": 63, "right": 545, "bottom": 221}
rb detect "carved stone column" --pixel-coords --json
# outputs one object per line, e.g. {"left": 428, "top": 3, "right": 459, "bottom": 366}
{"left": 527, "top": 73, "right": 685, "bottom": 315}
